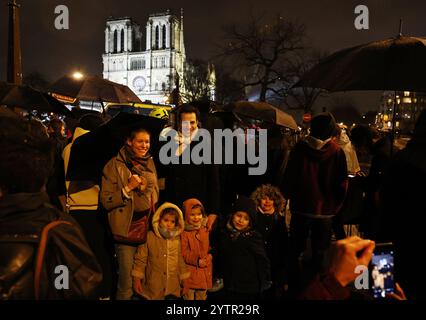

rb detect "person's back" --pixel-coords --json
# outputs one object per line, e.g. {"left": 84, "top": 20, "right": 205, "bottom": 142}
{"left": 0, "top": 193, "right": 102, "bottom": 299}
{"left": 0, "top": 116, "right": 102, "bottom": 300}
{"left": 380, "top": 110, "right": 426, "bottom": 299}
{"left": 281, "top": 112, "right": 348, "bottom": 293}
{"left": 282, "top": 114, "right": 348, "bottom": 217}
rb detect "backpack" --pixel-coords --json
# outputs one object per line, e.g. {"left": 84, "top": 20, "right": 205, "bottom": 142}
{"left": 0, "top": 220, "right": 71, "bottom": 300}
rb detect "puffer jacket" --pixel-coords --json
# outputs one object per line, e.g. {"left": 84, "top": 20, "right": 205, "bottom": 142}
{"left": 100, "top": 147, "right": 159, "bottom": 238}
{"left": 131, "top": 203, "right": 189, "bottom": 300}
{"left": 0, "top": 192, "right": 102, "bottom": 300}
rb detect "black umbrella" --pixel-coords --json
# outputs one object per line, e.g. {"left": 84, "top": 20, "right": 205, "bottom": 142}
{"left": 66, "top": 112, "right": 166, "bottom": 181}
{"left": 294, "top": 34, "right": 426, "bottom": 153}
{"left": 220, "top": 101, "right": 298, "bottom": 130}
{"left": 294, "top": 36, "right": 426, "bottom": 92}
{"left": 0, "top": 81, "right": 74, "bottom": 117}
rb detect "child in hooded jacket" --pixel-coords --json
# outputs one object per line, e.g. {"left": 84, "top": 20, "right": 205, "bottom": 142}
{"left": 217, "top": 196, "right": 271, "bottom": 300}
{"left": 181, "top": 198, "right": 217, "bottom": 300}
{"left": 132, "top": 203, "right": 189, "bottom": 300}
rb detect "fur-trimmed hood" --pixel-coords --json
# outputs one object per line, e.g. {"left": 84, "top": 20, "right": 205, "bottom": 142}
{"left": 152, "top": 202, "right": 185, "bottom": 238}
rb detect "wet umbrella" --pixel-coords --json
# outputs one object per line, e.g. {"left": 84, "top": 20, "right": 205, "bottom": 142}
{"left": 66, "top": 112, "right": 166, "bottom": 182}
{"left": 293, "top": 33, "right": 426, "bottom": 153}
{"left": 48, "top": 75, "right": 142, "bottom": 109}
{"left": 294, "top": 35, "right": 426, "bottom": 92}
{"left": 0, "top": 81, "right": 73, "bottom": 117}
{"left": 222, "top": 101, "right": 298, "bottom": 130}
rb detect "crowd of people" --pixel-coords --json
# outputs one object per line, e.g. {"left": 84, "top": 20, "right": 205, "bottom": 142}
{"left": 0, "top": 103, "right": 424, "bottom": 301}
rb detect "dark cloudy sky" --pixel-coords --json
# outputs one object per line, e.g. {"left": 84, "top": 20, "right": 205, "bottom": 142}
{"left": 1, "top": 0, "right": 426, "bottom": 112}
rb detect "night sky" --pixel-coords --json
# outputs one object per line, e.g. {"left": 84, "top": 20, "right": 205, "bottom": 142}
{"left": 1, "top": 0, "right": 426, "bottom": 113}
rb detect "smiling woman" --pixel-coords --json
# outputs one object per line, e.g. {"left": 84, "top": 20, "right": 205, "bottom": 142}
{"left": 100, "top": 126, "right": 159, "bottom": 300}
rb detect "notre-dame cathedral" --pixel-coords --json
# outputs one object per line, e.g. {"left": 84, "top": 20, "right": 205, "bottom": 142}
{"left": 102, "top": 10, "right": 186, "bottom": 104}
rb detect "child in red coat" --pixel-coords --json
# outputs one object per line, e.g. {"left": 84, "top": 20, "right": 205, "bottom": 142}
{"left": 181, "top": 198, "right": 217, "bottom": 300}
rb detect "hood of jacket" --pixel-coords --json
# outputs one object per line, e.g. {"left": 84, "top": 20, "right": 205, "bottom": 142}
{"left": 299, "top": 136, "right": 341, "bottom": 161}
{"left": 72, "top": 127, "right": 90, "bottom": 143}
{"left": 152, "top": 202, "right": 185, "bottom": 238}
{"left": 336, "top": 130, "right": 350, "bottom": 146}
{"left": 182, "top": 198, "right": 206, "bottom": 221}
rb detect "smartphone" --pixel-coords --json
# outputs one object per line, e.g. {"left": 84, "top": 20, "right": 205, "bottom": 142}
{"left": 370, "top": 242, "right": 395, "bottom": 298}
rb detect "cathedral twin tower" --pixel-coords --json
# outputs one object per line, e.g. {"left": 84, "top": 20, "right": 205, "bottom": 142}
{"left": 102, "top": 9, "right": 186, "bottom": 104}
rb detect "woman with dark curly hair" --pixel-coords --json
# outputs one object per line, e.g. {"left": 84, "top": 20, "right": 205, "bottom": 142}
{"left": 251, "top": 184, "right": 289, "bottom": 299}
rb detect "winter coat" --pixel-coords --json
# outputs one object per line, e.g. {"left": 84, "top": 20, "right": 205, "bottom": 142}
{"left": 131, "top": 203, "right": 189, "bottom": 300}
{"left": 255, "top": 210, "right": 288, "bottom": 287}
{"left": 281, "top": 137, "right": 348, "bottom": 217}
{"left": 217, "top": 222, "right": 271, "bottom": 294}
{"left": 380, "top": 132, "right": 426, "bottom": 299}
{"left": 101, "top": 147, "right": 159, "bottom": 239}
{"left": 156, "top": 129, "right": 221, "bottom": 214}
{"left": 0, "top": 192, "right": 102, "bottom": 299}
{"left": 181, "top": 199, "right": 216, "bottom": 291}
{"left": 63, "top": 127, "right": 100, "bottom": 211}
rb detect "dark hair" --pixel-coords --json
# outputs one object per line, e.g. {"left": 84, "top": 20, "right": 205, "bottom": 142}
{"left": 160, "top": 208, "right": 180, "bottom": 223}
{"left": 0, "top": 117, "right": 53, "bottom": 194}
{"left": 78, "top": 114, "right": 105, "bottom": 131}
{"left": 177, "top": 104, "right": 200, "bottom": 125}
{"left": 48, "top": 118, "right": 64, "bottom": 136}
{"left": 310, "top": 112, "right": 338, "bottom": 140}
{"left": 191, "top": 204, "right": 205, "bottom": 216}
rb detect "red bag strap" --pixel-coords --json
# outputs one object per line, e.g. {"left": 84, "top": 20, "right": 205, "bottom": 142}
{"left": 34, "top": 220, "right": 72, "bottom": 300}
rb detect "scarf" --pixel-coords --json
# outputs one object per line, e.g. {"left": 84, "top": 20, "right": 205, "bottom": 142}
{"left": 226, "top": 221, "right": 252, "bottom": 240}
{"left": 174, "top": 128, "right": 199, "bottom": 157}
{"left": 124, "top": 145, "right": 152, "bottom": 196}
{"left": 158, "top": 225, "right": 180, "bottom": 239}
{"left": 184, "top": 217, "right": 207, "bottom": 231}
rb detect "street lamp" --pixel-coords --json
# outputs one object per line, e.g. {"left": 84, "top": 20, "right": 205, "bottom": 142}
{"left": 72, "top": 71, "right": 84, "bottom": 80}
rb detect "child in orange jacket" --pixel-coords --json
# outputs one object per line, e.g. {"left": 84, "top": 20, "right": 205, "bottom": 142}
{"left": 181, "top": 198, "right": 217, "bottom": 300}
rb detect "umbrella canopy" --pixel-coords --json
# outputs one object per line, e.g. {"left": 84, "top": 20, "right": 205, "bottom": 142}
{"left": 223, "top": 101, "right": 298, "bottom": 130}
{"left": 0, "top": 81, "right": 73, "bottom": 117}
{"left": 294, "top": 36, "right": 426, "bottom": 92}
{"left": 48, "top": 75, "right": 142, "bottom": 105}
{"left": 67, "top": 112, "right": 166, "bottom": 181}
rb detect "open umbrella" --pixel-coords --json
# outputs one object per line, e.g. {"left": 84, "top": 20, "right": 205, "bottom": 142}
{"left": 0, "top": 81, "right": 73, "bottom": 117}
{"left": 223, "top": 101, "right": 298, "bottom": 130}
{"left": 66, "top": 112, "right": 166, "bottom": 181}
{"left": 293, "top": 34, "right": 426, "bottom": 152}
{"left": 294, "top": 36, "right": 426, "bottom": 92}
{"left": 48, "top": 75, "right": 142, "bottom": 108}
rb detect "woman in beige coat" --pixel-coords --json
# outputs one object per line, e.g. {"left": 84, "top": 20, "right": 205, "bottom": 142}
{"left": 101, "top": 128, "right": 159, "bottom": 300}
{"left": 132, "top": 202, "right": 189, "bottom": 300}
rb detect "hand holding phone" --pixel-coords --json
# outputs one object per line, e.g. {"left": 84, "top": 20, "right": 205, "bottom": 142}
{"left": 329, "top": 236, "right": 375, "bottom": 287}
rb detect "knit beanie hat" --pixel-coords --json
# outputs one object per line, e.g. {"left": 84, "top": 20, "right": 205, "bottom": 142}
{"left": 310, "top": 112, "right": 338, "bottom": 140}
{"left": 232, "top": 196, "right": 257, "bottom": 224}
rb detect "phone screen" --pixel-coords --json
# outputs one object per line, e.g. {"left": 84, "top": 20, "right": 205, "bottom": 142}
{"left": 370, "top": 243, "right": 395, "bottom": 298}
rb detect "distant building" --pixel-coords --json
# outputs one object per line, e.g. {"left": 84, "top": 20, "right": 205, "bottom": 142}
{"left": 102, "top": 10, "right": 186, "bottom": 104}
{"left": 376, "top": 91, "right": 426, "bottom": 134}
